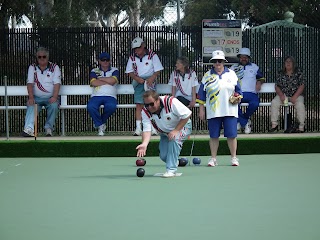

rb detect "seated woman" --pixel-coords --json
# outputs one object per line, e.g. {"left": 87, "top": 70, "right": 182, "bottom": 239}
{"left": 269, "top": 56, "right": 306, "bottom": 133}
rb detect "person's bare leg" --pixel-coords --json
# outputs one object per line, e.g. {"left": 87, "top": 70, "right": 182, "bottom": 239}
{"left": 227, "top": 137, "right": 237, "bottom": 158}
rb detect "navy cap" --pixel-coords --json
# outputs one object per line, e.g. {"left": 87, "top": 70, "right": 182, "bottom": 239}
{"left": 99, "top": 52, "right": 110, "bottom": 60}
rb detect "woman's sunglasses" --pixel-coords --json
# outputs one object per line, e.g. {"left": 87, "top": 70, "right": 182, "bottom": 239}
{"left": 212, "top": 59, "right": 224, "bottom": 63}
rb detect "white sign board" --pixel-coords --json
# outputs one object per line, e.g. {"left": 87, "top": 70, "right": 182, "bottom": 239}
{"left": 202, "top": 19, "right": 242, "bottom": 65}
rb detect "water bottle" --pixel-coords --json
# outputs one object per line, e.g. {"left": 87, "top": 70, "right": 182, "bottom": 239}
{"left": 284, "top": 95, "right": 288, "bottom": 107}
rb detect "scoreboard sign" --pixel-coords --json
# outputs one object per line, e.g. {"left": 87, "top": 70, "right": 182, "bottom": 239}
{"left": 202, "top": 19, "right": 242, "bottom": 64}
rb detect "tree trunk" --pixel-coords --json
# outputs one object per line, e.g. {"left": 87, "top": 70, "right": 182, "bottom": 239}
{"left": 128, "top": 0, "right": 142, "bottom": 26}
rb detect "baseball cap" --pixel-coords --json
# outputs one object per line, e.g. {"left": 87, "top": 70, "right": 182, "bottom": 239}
{"left": 210, "top": 50, "right": 227, "bottom": 61}
{"left": 237, "top": 48, "right": 251, "bottom": 58}
{"left": 131, "top": 37, "right": 144, "bottom": 49}
{"left": 99, "top": 52, "right": 110, "bottom": 60}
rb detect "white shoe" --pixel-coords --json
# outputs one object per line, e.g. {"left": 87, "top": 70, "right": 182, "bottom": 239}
{"left": 22, "top": 128, "right": 34, "bottom": 137}
{"left": 45, "top": 128, "right": 52, "bottom": 137}
{"left": 162, "top": 171, "right": 176, "bottom": 178}
{"left": 98, "top": 124, "right": 106, "bottom": 136}
{"left": 208, "top": 157, "right": 217, "bottom": 167}
{"left": 244, "top": 120, "right": 251, "bottom": 134}
{"left": 231, "top": 157, "right": 240, "bottom": 166}
{"left": 133, "top": 128, "right": 142, "bottom": 136}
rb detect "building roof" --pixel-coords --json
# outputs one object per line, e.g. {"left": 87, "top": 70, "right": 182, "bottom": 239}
{"left": 252, "top": 11, "right": 309, "bottom": 32}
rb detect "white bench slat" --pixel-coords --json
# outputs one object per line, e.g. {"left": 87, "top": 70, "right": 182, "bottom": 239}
{"left": 0, "top": 86, "right": 28, "bottom": 96}
{"left": 259, "top": 83, "right": 275, "bottom": 92}
{"left": 0, "top": 83, "right": 276, "bottom": 97}
{"left": 0, "top": 82, "right": 281, "bottom": 110}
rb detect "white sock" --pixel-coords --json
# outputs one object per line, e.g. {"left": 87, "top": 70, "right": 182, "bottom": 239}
{"left": 136, "top": 120, "right": 142, "bottom": 130}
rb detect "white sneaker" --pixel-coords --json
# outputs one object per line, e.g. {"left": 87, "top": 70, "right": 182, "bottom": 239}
{"left": 162, "top": 171, "right": 176, "bottom": 178}
{"left": 208, "top": 157, "right": 217, "bottom": 167}
{"left": 98, "top": 124, "right": 106, "bottom": 136}
{"left": 22, "top": 128, "right": 34, "bottom": 137}
{"left": 45, "top": 128, "right": 52, "bottom": 137}
{"left": 151, "top": 129, "right": 158, "bottom": 136}
{"left": 231, "top": 157, "right": 240, "bottom": 166}
{"left": 133, "top": 128, "right": 142, "bottom": 136}
{"left": 244, "top": 120, "right": 251, "bottom": 134}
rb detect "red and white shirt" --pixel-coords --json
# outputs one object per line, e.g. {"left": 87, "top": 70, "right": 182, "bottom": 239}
{"left": 168, "top": 70, "right": 199, "bottom": 101}
{"left": 27, "top": 62, "right": 61, "bottom": 98}
{"left": 125, "top": 49, "right": 164, "bottom": 79}
{"left": 141, "top": 96, "right": 192, "bottom": 133}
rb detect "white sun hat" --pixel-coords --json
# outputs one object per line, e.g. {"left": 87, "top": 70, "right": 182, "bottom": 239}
{"left": 210, "top": 50, "right": 227, "bottom": 62}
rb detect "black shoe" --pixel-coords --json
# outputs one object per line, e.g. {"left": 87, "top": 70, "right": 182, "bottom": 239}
{"left": 284, "top": 127, "right": 293, "bottom": 133}
{"left": 291, "top": 128, "right": 305, "bottom": 133}
{"left": 21, "top": 131, "right": 34, "bottom": 137}
{"left": 268, "top": 125, "right": 279, "bottom": 133}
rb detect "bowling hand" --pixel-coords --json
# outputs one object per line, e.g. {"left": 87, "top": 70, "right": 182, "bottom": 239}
{"left": 136, "top": 143, "right": 147, "bottom": 158}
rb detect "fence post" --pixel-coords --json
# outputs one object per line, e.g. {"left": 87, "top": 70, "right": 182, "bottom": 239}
{"left": 177, "top": 0, "right": 181, "bottom": 57}
{"left": 4, "top": 76, "right": 10, "bottom": 140}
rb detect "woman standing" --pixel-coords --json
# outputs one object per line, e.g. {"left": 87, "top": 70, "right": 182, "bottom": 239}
{"left": 168, "top": 56, "right": 199, "bottom": 108}
{"left": 197, "top": 50, "right": 242, "bottom": 167}
{"left": 269, "top": 56, "right": 306, "bottom": 133}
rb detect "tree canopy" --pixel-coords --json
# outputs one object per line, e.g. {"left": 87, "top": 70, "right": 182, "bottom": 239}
{"left": 230, "top": 0, "right": 319, "bottom": 28}
{"left": 0, "top": 0, "right": 319, "bottom": 28}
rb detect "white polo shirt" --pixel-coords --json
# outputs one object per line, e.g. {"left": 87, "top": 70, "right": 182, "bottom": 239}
{"left": 141, "top": 96, "right": 192, "bottom": 133}
{"left": 89, "top": 67, "right": 119, "bottom": 98}
{"left": 230, "top": 62, "right": 264, "bottom": 93}
{"left": 168, "top": 70, "right": 199, "bottom": 101}
{"left": 125, "top": 49, "right": 164, "bottom": 79}
{"left": 27, "top": 62, "right": 61, "bottom": 98}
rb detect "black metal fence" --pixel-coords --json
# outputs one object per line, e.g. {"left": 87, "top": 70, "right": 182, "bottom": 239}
{"left": 0, "top": 26, "right": 319, "bottom": 135}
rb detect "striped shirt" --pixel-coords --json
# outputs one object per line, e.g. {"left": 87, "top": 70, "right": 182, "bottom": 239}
{"left": 168, "top": 70, "right": 199, "bottom": 101}
{"left": 27, "top": 62, "right": 61, "bottom": 98}
{"left": 141, "top": 96, "right": 191, "bottom": 133}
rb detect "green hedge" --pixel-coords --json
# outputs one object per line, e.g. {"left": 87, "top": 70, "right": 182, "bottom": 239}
{"left": 0, "top": 137, "right": 319, "bottom": 158}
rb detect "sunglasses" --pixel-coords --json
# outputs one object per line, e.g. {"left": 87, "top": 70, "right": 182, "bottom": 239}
{"left": 100, "top": 59, "right": 110, "bottom": 62}
{"left": 37, "top": 55, "right": 47, "bottom": 59}
{"left": 144, "top": 101, "right": 156, "bottom": 108}
{"left": 212, "top": 59, "right": 224, "bottom": 63}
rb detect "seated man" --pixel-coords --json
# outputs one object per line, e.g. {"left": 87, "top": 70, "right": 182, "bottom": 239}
{"left": 230, "top": 48, "right": 265, "bottom": 134}
{"left": 22, "top": 47, "right": 61, "bottom": 137}
{"left": 87, "top": 52, "right": 119, "bottom": 136}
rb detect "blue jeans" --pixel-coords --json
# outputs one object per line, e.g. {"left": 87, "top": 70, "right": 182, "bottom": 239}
{"left": 87, "top": 96, "right": 117, "bottom": 128}
{"left": 238, "top": 92, "right": 259, "bottom": 127}
{"left": 159, "top": 120, "right": 192, "bottom": 173}
{"left": 24, "top": 96, "right": 59, "bottom": 131}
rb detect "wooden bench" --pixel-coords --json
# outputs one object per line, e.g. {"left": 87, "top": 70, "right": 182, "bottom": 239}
{"left": 0, "top": 82, "right": 291, "bottom": 135}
